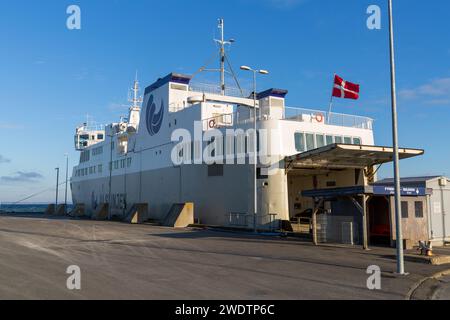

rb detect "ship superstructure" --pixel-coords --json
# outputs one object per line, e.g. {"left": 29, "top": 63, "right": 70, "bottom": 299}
{"left": 71, "top": 20, "right": 416, "bottom": 229}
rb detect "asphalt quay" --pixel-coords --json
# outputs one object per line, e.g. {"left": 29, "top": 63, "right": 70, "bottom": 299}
{"left": 0, "top": 214, "right": 449, "bottom": 300}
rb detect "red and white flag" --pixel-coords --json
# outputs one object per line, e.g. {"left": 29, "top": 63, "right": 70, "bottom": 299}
{"left": 332, "top": 75, "right": 360, "bottom": 100}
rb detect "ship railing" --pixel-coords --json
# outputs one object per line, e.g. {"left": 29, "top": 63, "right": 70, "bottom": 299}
{"left": 200, "top": 107, "right": 373, "bottom": 130}
{"left": 283, "top": 107, "right": 373, "bottom": 130}
{"left": 189, "top": 81, "right": 251, "bottom": 99}
{"left": 77, "top": 123, "right": 105, "bottom": 132}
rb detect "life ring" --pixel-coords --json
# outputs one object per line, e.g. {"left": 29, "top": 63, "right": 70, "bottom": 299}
{"left": 315, "top": 113, "right": 324, "bottom": 123}
{"left": 208, "top": 119, "right": 216, "bottom": 128}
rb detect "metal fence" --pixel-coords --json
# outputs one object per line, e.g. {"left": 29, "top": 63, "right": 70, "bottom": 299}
{"left": 226, "top": 212, "right": 278, "bottom": 231}
{"left": 316, "top": 214, "right": 360, "bottom": 245}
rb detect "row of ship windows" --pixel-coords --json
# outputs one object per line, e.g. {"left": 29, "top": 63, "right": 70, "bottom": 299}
{"left": 294, "top": 132, "right": 362, "bottom": 153}
{"left": 80, "top": 150, "right": 90, "bottom": 163}
{"left": 75, "top": 158, "right": 133, "bottom": 177}
{"left": 75, "top": 165, "right": 103, "bottom": 177}
{"left": 92, "top": 146, "right": 104, "bottom": 156}
{"left": 80, "top": 146, "right": 104, "bottom": 163}
{"left": 109, "top": 158, "right": 133, "bottom": 171}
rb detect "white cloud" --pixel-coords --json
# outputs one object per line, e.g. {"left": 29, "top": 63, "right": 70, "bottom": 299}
{"left": 0, "top": 171, "right": 44, "bottom": 183}
{"left": 399, "top": 77, "right": 450, "bottom": 105}
{"left": 0, "top": 155, "right": 11, "bottom": 164}
{"left": 0, "top": 122, "right": 24, "bottom": 130}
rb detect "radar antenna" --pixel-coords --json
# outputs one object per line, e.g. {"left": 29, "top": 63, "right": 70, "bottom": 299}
{"left": 129, "top": 71, "right": 143, "bottom": 109}
{"left": 192, "top": 19, "right": 244, "bottom": 97}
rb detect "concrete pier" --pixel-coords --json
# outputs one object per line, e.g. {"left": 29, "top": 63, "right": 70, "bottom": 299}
{"left": 0, "top": 213, "right": 449, "bottom": 299}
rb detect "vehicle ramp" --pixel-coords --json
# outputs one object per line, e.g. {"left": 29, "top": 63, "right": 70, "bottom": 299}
{"left": 55, "top": 204, "right": 67, "bottom": 216}
{"left": 162, "top": 203, "right": 194, "bottom": 228}
{"left": 124, "top": 203, "right": 148, "bottom": 224}
{"left": 69, "top": 203, "right": 86, "bottom": 218}
{"left": 91, "top": 203, "right": 109, "bottom": 220}
{"left": 45, "top": 204, "right": 56, "bottom": 215}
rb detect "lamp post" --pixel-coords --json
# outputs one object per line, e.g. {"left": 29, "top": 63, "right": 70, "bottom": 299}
{"left": 108, "top": 133, "right": 114, "bottom": 220}
{"left": 64, "top": 153, "right": 69, "bottom": 214}
{"left": 388, "top": 0, "right": 405, "bottom": 275}
{"left": 55, "top": 167, "right": 59, "bottom": 207}
{"left": 240, "top": 65, "right": 269, "bottom": 233}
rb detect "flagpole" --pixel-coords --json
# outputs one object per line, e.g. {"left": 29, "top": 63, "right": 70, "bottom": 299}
{"left": 388, "top": 0, "right": 405, "bottom": 275}
{"left": 327, "top": 73, "right": 336, "bottom": 123}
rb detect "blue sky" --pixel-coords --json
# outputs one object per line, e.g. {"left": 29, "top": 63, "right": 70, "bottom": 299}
{"left": 0, "top": 0, "right": 449, "bottom": 203}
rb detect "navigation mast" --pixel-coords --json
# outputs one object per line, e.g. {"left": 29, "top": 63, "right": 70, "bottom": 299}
{"left": 214, "top": 19, "right": 236, "bottom": 96}
{"left": 127, "top": 72, "right": 143, "bottom": 128}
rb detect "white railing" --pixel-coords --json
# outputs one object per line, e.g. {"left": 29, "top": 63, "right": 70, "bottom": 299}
{"left": 284, "top": 107, "right": 373, "bottom": 130}
{"left": 201, "top": 108, "right": 373, "bottom": 131}
{"left": 189, "top": 82, "right": 251, "bottom": 98}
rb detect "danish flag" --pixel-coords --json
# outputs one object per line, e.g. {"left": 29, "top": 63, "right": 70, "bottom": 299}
{"left": 332, "top": 75, "right": 360, "bottom": 100}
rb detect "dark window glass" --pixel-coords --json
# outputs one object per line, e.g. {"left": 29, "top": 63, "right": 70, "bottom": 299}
{"left": 415, "top": 201, "right": 424, "bottom": 218}
{"left": 326, "top": 135, "right": 334, "bottom": 145}
{"left": 401, "top": 201, "right": 409, "bottom": 218}
{"left": 316, "top": 135, "right": 325, "bottom": 148}
{"left": 208, "top": 164, "right": 223, "bottom": 177}
{"left": 294, "top": 133, "right": 305, "bottom": 152}
{"left": 305, "top": 133, "right": 315, "bottom": 151}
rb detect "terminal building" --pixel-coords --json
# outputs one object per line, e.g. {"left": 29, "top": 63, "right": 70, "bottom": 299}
{"left": 300, "top": 175, "right": 449, "bottom": 248}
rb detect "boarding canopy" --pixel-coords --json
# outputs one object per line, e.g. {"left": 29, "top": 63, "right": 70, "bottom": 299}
{"left": 285, "top": 144, "right": 424, "bottom": 171}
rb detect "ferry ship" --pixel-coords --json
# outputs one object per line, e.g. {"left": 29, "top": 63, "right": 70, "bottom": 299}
{"left": 71, "top": 20, "right": 423, "bottom": 231}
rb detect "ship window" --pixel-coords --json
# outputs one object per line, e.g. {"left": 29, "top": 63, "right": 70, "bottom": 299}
{"left": 326, "top": 181, "right": 336, "bottom": 187}
{"left": 208, "top": 164, "right": 223, "bottom": 177}
{"left": 326, "top": 135, "right": 334, "bottom": 145}
{"left": 353, "top": 137, "right": 361, "bottom": 145}
{"left": 127, "top": 158, "right": 132, "bottom": 167}
{"left": 294, "top": 132, "right": 305, "bottom": 152}
{"left": 334, "top": 136, "right": 343, "bottom": 144}
{"left": 401, "top": 201, "right": 409, "bottom": 218}
{"left": 98, "top": 164, "right": 103, "bottom": 173}
{"left": 305, "top": 133, "right": 315, "bottom": 151}
{"left": 114, "top": 161, "right": 119, "bottom": 169}
{"left": 415, "top": 201, "right": 424, "bottom": 218}
{"left": 97, "top": 134, "right": 104, "bottom": 140}
{"left": 344, "top": 136, "right": 352, "bottom": 144}
{"left": 316, "top": 134, "right": 325, "bottom": 148}
{"left": 170, "top": 83, "right": 188, "bottom": 91}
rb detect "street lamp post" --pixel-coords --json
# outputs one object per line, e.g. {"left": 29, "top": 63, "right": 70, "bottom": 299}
{"left": 240, "top": 65, "right": 269, "bottom": 233}
{"left": 64, "top": 154, "right": 69, "bottom": 214}
{"left": 55, "top": 167, "right": 59, "bottom": 207}
{"left": 388, "top": 0, "right": 405, "bottom": 275}
{"left": 108, "top": 133, "right": 114, "bottom": 220}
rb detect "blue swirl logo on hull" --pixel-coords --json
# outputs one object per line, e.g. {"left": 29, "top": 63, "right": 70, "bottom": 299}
{"left": 145, "top": 95, "right": 164, "bottom": 136}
